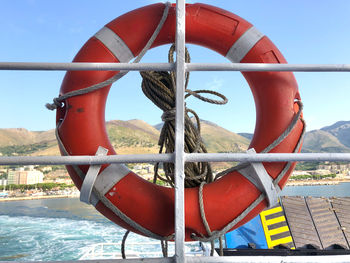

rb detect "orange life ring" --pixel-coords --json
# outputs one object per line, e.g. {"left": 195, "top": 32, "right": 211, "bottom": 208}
{"left": 57, "top": 3, "right": 304, "bottom": 241}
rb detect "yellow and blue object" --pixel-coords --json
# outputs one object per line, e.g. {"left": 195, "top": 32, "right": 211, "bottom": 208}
{"left": 225, "top": 204, "right": 294, "bottom": 249}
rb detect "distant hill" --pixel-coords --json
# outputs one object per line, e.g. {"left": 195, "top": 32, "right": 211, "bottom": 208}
{"left": 1, "top": 120, "right": 350, "bottom": 158}
{"left": 0, "top": 120, "right": 160, "bottom": 156}
{"left": 199, "top": 121, "right": 249, "bottom": 153}
{"left": 106, "top": 120, "right": 159, "bottom": 154}
{"left": 154, "top": 119, "right": 250, "bottom": 153}
{"left": 0, "top": 119, "right": 249, "bottom": 158}
{"left": 154, "top": 120, "right": 250, "bottom": 170}
{"left": 0, "top": 128, "right": 55, "bottom": 147}
{"left": 237, "top": 123, "right": 350, "bottom": 153}
{"left": 0, "top": 128, "right": 58, "bottom": 156}
{"left": 321, "top": 121, "right": 350, "bottom": 148}
{"left": 238, "top": 133, "right": 253, "bottom": 140}
{"left": 302, "top": 129, "right": 350, "bottom": 153}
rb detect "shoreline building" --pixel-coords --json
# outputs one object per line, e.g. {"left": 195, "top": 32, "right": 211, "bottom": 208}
{"left": 8, "top": 167, "right": 44, "bottom": 185}
{"left": 0, "top": 178, "right": 7, "bottom": 186}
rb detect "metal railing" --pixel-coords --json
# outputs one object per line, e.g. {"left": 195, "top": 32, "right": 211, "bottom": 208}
{"left": 0, "top": 62, "right": 350, "bottom": 72}
{"left": 1, "top": 0, "right": 350, "bottom": 262}
{"left": 79, "top": 242, "right": 208, "bottom": 260}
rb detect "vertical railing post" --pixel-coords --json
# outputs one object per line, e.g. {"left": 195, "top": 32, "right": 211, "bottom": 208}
{"left": 174, "top": 0, "right": 186, "bottom": 262}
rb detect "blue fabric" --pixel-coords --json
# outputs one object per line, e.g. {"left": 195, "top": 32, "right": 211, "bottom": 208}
{"left": 225, "top": 215, "right": 268, "bottom": 249}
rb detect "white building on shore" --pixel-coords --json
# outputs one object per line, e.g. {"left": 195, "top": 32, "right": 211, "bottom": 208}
{"left": 0, "top": 179, "right": 7, "bottom": 186}
{"left": 7, "top": 166, "right": 44, "bottom": 185}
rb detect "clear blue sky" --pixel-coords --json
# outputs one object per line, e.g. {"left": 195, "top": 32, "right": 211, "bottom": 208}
{"left": 1, "top": 0, "right": 349, "bottom": 133}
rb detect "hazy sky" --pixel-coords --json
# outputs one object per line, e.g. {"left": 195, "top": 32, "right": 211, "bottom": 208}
{"left": 1, "top": 0, "right": 349, "bottom": 133}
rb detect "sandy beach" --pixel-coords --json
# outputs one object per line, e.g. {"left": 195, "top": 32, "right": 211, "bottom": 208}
{"left": 0, "top": 194, "right": 79, "bottom": 202}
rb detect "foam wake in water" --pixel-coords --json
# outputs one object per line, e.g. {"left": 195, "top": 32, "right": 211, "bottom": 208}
{"left": 0, "top": 215, "right": 153, "bottom": 261}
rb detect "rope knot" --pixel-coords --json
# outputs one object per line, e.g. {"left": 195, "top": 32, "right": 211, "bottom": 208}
{"left": 140, "top": 44, "right": 228, "bottom": 188}
{"left": 161, "top": 108, "right": 176, "bottom": 122}
{"left": 45, "top": 97, "right": 63, "bottom": 111}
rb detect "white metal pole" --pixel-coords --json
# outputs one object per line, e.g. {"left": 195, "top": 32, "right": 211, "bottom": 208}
{"left": 1, "top": 153, "right": 350, "bottom": 165}
{"left": 0, "top": 62, "right": 174, "bottom": 71}
{"left": 175, "top": 0, "right": 186, "bottom": 262}
{"left": 0, "top": 62, "right": 350, "bottom": 72}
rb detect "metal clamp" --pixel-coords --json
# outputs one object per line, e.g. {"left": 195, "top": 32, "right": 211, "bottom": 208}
{"left": 238, "top": 148, "right": 278, "bottom": 208}
{"left": 80, "top": 146, "right": 109, "bottom": 204}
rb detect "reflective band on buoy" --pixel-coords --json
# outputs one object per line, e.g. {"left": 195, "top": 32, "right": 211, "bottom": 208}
{"left": 57, "top": 3, "right": 305, "bottom": 241}
{"left": 226, "top": 26, "right": 264, "bottom": 62}
{"left": 94, "top": 27, "right": 134, "bottom": 63}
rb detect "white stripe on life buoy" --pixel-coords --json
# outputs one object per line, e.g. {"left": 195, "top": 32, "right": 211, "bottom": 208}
{"left": 94, "top": 26, "right": 134, "bottom": 62}
{"left": 226, "top": 26, "right": 264, "bottom": 63}
{"left": 92, "top": 163, "right": 131, "bottom": 204}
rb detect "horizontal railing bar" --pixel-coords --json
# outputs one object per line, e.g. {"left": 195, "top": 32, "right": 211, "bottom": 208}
{"left": 1, "top": 153, "right": 350, "bottom": 165}
{"left": 0, "top": 62, "right": 174, "bottom": 71}
{"left": 185, "top": 153, "right": 350, "bottom": 162}
{"left": 0, "top": 154, "right": 174, "bottom": 165}
{"left": 187, "top": 63, "right": 350, "bottom": 72}
{"left": 0, "top": 62, "right": 350, "bottom": 72}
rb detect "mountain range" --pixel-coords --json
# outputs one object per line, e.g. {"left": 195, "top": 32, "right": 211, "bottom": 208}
{"left": 301, "top": 121, "right": 350, "bottom": 153}
{"left": 239, "top": 121, "right": 350, "bottom": 153}
{"left": 1, "top": 120, "right": 349, "bottom": 159}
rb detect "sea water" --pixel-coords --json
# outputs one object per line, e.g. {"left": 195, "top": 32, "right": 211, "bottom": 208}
{"left": 0, "top": 198, "right": 153, "bottom": 261}
{"left": 1, "top": 183, "right": 350, "bottom": 261}
{"left": 281, "top": 182, "right": 350, "bottom": 197}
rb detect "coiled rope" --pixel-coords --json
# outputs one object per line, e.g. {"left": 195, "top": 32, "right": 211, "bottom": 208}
{"left": 139, "top": 43, "right": 228, "bottom": 255}
{"left": 140, "top": 44, "right": 227, "bottom": 188}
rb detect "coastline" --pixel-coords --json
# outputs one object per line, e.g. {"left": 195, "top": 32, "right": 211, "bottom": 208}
{"left": 1, "top": 179, "right": 350, "bottom": 201}
{"left": 0, "top": 194, "right": 79, "bottom": 202}
{"left": 286, "top": 178, "right": 350, "bottom": 186}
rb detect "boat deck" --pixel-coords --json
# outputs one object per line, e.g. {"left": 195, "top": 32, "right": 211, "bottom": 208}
{"left": 282, "top": 196, "right": 350, "bottom": 249}
{"left": 225, "top": 196, "right": 350, "bottom": 253}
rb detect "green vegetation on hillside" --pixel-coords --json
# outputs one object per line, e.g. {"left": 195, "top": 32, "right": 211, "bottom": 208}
{"left": 3, "top": 183, "right": 74, "bottom": 191}
{"left": 107, "top": 125, "right": 157, "bottom": 148}
{"left": 295, "top": 161, "right": 349, "bottom": 171}
{"left": 1, "top": 119, "right": 350, "bottom": 162}
{"left": 295, "top": 162, "right": 320, "bottom": 171}
{"left": 291, "top": 174, "right": 336, "bottom": 180}
{"left": 35, "top": 166, "right": 65, "bottom": 175}
{"left": 0, "top": 142, "right": 50, "bottom": 156}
